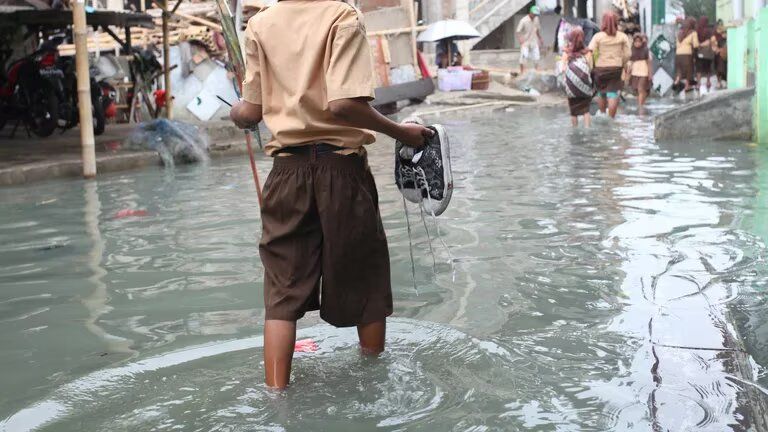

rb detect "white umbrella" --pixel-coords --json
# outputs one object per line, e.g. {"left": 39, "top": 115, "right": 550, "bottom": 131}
{"left": 416, "top": 19, "right": 481, "bottom": 43}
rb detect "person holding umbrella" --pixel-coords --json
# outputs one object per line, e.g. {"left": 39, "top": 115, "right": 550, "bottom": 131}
{"left": 436, "top": 39, "right": 462, "bottom": 68}
{"left": 516, "top": 5, "right": 544, "bottom": 75}
{"left": 417, "top": 19, "right": 481, "bottom": 69}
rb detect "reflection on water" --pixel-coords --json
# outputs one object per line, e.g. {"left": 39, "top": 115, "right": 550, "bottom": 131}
{"left": 1, "top": 104, "right": 768, "bottom": 431}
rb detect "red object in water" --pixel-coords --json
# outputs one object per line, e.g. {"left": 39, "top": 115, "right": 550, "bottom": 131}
{"left": 154, "top": 89, "right": 167, "bottom": 109}
{"left": 114, "top": 209, "right": 148, "bottom": 219}
{"left": 294, "top": 339, "right": 318, "bottom": 353}
{"left": 104, "top": 141, "right": 121, "bottom": 152}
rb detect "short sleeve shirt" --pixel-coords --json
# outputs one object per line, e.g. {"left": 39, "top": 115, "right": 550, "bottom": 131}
{"left": 588, "top": 31, "right": 631, "bottom": 68}
{"left": 675, "top": 32, "right": 700, "bottom": 55}
{"left": 516, "top": 15, "right": 541, "bottom": 48}
{"left": 242, "top": 0, "right": 376, "bottom": 155}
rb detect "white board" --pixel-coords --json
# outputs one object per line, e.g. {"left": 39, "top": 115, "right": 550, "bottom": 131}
{"left": 186, "top": 88, "right": 222, "bottom": 122}
{"left": 652, "top": 68, "right": 674, "bottom": 96}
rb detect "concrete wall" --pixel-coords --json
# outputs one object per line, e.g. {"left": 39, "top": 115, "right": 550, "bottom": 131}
{"left": 654, "top": 88, "right": 755, "bottom": 141}
{"left": 473, "top": 13, "right": 560, "bottom": 49}
{"left": 470, "top": 49, "right": 520, "bottom": 68}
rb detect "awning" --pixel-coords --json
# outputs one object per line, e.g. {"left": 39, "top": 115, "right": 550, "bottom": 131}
{"left": 0, "top": 9, "right": 154, "bottom": 29}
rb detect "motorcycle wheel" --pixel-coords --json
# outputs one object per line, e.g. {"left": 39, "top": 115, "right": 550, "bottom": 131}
{"left": 92, "top": 94, "right": 106, "bottom": 136}
{"left": 28, "top": 87, "right": 59, "bottom": 138}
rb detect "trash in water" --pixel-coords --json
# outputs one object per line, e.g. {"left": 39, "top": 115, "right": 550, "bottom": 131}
{"left": 294, "top": 339, "right": 318, "bottom": 353}
{"left": 114, "top": 209, "right": 149, "bottom": 219}
{"left": 124, "top": 119, "right": 210, "bottom": 167}
{"left": 516, "top": 72, "right": 557, "bottom": 94}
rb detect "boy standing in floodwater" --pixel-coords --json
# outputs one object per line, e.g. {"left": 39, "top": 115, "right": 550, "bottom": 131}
{"left": 229, "top": 0, "right": 432, "bottom": 389}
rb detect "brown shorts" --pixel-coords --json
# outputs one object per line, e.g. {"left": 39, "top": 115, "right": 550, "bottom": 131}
{"left": 259, "top": 150, "right": 393, "bottom": 328}
{"left": 593, "top": 67, "right": 624, "bottom": 93}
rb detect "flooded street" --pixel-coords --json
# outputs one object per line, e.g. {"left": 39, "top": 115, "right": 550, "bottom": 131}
{"left": 2, "top": 104, "right": 768, "bottom": 431}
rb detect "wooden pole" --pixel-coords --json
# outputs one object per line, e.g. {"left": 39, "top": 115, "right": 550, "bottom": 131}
{"left": 162, "top": 0, "right": 173, "bottom": 119}
{"left": 72, "top": 0, "right": 96, "bottom": 178}
{"left": 407, "top": 0, "right": 419, "bottom": 76}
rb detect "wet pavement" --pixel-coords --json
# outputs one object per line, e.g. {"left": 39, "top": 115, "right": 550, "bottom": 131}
{"left": 1, "top": 103, "right": 768, "bottom": 431}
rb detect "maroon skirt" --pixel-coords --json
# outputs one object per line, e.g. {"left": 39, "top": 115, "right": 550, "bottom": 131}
{"left": 568, "top": 97, "right": 591, "bottom": 116}
{"left": 630, "top": 76, "right": 650, "bottom": 92}
{"left": 593, "top": 67, "right": 624, "bottom": 93}
{"left": 675, "top": 54, "right": 694, "bottom": 81}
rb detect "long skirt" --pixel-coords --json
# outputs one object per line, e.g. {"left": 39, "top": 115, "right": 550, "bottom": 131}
{"left": 715, "top": 55, "right": 727, "bottom": 80}
{"left": 568, "top": 97, "right": 591, "bottom": 116}
{"left": 675, "top": 54, "right": 694, "bottom": 81}
{"left": 630, "top": 76, "right": 650, "bottom": 92}
{"left": 696, "top": 57, "right": 712, "bottom": 76}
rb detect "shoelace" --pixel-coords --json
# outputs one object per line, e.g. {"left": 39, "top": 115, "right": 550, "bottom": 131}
{"left": 399, "top": 164, "right": 455, "bottom": 294}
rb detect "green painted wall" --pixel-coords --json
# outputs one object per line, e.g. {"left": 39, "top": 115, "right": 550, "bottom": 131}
{"left": 728, "top": 25, "right": 748, "bottom": 89}
{"left": 757, "top": 8, "right": 768, "bottom": 144}
{"left": 747, "top": 18, "right": 757, "bottom": 72}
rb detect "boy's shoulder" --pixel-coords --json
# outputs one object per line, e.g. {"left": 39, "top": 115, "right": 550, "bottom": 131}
{"left": 248, "top": 1, "right": 363, "bottom": 25}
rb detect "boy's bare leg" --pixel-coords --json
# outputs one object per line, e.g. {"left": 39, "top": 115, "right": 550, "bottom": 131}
{"left": 358, "top": 320, "right": 386, "bottom": 355}
{"left": 607, "top": 97, "right": 620, "bottom": 118}
{"left": 264, "top": 319, "right": 297, "bottom": 389}
{"left": 597, "top": 96, "right": 607, "bottom": 114}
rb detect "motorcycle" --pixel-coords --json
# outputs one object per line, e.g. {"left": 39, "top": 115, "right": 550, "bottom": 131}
{"left": 0, "top": 47, "right": 60, "bottom": 137}
{"left": 40, "top": 40, "right": 107, "bottom": 136}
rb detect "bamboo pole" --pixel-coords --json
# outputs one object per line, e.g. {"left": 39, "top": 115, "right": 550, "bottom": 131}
{"left": 72, "top": 0, "right": 96, "bottom": 178}
{"left": 162, "top": 0, "right": 173, "bottom": 119}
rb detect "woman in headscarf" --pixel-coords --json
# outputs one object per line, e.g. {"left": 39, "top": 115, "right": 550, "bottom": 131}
{"left": 695, "top": 16, "right": 718, "bottom": 93}
{"left": 628, "top": 33, "right": 652, "bottom": 107}
{"left": 674, "top": 17, "right": 698, "bottom": 93}
{"left": 562, "top": 27, "right": 594, "bottom": 127}
{"left": 587, "top": 11, "right": 631, "bottom": 118}
{"left": 714, "top": 20, "right": 727, "bottom": 89}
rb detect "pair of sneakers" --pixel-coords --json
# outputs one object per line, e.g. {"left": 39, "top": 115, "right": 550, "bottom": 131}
{"left": 394, "top": 117, "right": 453, "bottom": 216}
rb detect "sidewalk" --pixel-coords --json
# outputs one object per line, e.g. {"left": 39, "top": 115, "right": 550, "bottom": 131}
{"left": 0, "top": 121, "right": 260, "bottom": 186}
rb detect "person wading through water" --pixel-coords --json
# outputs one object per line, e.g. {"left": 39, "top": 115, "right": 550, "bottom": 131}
{"left": 562, "top": 26, "right": 594, "bottom": 128}
{"left": 229, "top": 0, "right": 433, "bottom": 389}
{"left": 628, "top": 33, "right": 652, "bottom": 109}
{"left": 588, "top": 11, "right": 631, "bottom": 119}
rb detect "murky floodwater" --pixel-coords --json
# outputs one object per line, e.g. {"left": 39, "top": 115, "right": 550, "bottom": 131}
{"left": 2, "top": 104, "right": 768, "bottom": 431}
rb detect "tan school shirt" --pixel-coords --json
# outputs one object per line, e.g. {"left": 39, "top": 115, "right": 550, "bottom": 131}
{"left": 241, "top": 0, "right": 376, "bottom": 156}
{"left": 516, "top": 15, "right": 541, "bottom": 48}
{"left": 630, "top": 56, "right": 650, "bottom": 77}
{"left": 588, "top": 31, "right": 631, "bottom": 68}
{"left": 676, "top": 31, "right": 699, "bottom": 55}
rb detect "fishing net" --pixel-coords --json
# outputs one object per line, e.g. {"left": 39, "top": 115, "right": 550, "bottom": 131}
{"left": 124, "top": 119, "right": 210, "bottom": 166}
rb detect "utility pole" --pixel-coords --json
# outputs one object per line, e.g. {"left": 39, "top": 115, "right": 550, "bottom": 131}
{"left": 72, "top": 0, "right": 96, "bottom": 178}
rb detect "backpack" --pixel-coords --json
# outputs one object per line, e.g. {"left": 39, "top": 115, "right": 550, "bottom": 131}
{"left": 565, "top": 55, "right": 593, "bottom": 98}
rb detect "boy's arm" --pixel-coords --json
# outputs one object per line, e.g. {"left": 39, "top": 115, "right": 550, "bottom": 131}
{"left": 329, "top": 98, "right": 432, "bottom": 148}
{"left": 230, "top": 100, "right": 262, "bottom": 129}
{"left": 231, "top": 17, "right": 262, "bottom": 129}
